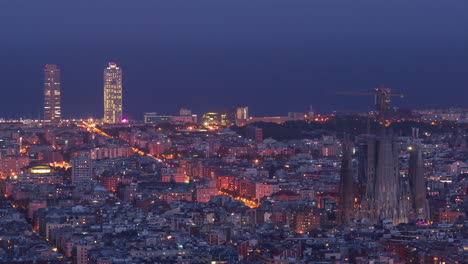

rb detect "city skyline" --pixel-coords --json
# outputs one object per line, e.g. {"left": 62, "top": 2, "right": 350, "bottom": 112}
{"left": 0, "top": 1, "right": 467, "bottom": 119}
{"left": 3, "top": 61, "right": 467, "bottom": 122}
{"left": 1, "top": 1, "right": 467, "bottom": 263}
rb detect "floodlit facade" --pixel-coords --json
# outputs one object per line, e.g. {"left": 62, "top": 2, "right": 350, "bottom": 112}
{"left": 103, "top": 62, "right": 122, "bottom": 124}
{"left": 43, "top": 64, "right": 61, "bottom": 122}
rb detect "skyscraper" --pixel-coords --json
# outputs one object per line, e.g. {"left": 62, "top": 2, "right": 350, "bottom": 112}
{"left": 103, "top": 62, "right": 123, "bottom": 124}
{"left": 236, "top": 107, "right": 249, "bottom": 126}
{"left": 72, "top": 154, "right": 93, "bottom": 184}
{"left": 43, "top": 64, "right": 61, "bottom": 122}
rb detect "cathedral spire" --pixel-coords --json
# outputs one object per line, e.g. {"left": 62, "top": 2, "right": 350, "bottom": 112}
{"left": 339, "top": 134, "right": 355, "bottom": 223}
{"left": 409, "top": 128, "right": 429, "bottom": 220}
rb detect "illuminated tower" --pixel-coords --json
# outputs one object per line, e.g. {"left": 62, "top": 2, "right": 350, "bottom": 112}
{"left": 43, "top": 64, "right": 61, "bottom": 122}
{"left": 236, "top": 107, "right": 249, "bottom": 126}
{"left": 103, "top": 62, "right": 123, "bottom": 124}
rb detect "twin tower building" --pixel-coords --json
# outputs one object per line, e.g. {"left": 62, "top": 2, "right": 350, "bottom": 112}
{"left": 43, "top": 62, "right": 123, "bottom": 124}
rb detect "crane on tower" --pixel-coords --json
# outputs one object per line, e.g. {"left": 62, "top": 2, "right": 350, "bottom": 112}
{"left": 334, "top": 87, "right": 404, "bottom": 115}
{"left": 334, "top": 87, "right": 404, "bottom": 126}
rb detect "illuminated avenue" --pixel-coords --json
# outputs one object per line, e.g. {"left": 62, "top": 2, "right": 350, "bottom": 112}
{"left": 0, "top": 25, "right": 466, "bottom": 264}
{"left": 1, "top": 0, "right": 467, "bottom": 262}
{"left": 0, "top": 61, "right": 467, "bottom": 264}
{"left": 1, "top": 93, "right": 467, "bottom": 263}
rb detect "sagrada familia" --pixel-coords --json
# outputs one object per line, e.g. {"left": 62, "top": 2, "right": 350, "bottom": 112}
{"left": 339, "top": 128, "right": 429, "bottom": 225}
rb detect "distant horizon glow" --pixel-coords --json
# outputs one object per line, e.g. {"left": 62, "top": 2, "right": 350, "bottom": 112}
{"left": 0, "top": 1, "right": 467, "bottom": 119}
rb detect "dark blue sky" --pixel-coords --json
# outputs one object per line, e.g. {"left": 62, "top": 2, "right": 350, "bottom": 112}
{"left": 0, "top": 0, "right": 467, "bottom": 119}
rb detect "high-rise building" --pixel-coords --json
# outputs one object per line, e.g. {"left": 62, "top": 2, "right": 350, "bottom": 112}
{"left": 43, "top": 64, "right": 61, "bottom": 122}
{"left": 71, "top": 154, "right": 93, "bottom": 184}
{"left": 246, "top": 125, "right": 263, "bottom": 142}
{"left": 103, "top": 62, "right": 123, "bottom": 124}
{"left": 236, "top": 107, "right": 249, "bottom": 120}
{"left": 202, "top": 108, "right": 237, "bottom": 126}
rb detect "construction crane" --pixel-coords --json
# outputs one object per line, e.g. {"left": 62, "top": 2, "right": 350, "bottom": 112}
{"left": 334, "top": 87, "right": 404, "bottom": 127}
{"left": 334, "top": 87, "right": 404, "bottom": 116}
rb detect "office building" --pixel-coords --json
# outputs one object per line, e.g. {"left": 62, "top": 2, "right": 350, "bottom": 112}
{"left": 236, "top": 107, "right": 248, "bottom": 120}
{"left": 103, "top": 62, "right": 123, "bottom": 124}
{"left": 236, "top": 107, "right": 249, "bottom": 125}
{"left": 201, "top": 108, "right": 237, "bottom": 126}
{"left": 71, "top": 154, "right": 93, "bottom": 184}
{"left": 144, "top": 112, "right": 197, "bottom": 125}
{"left": 43, "top": 64, "right": 61, "bottom": 122}
{"left": 246, "top": 125, "right": 263, "bottom": 142}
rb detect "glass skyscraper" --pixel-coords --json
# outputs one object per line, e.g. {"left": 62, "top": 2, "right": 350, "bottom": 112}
{"left": 103, "top": 62, "right": 123, "bottom": 124}
{"left": 43, "top": 64, "right": 61, "bottom": 122}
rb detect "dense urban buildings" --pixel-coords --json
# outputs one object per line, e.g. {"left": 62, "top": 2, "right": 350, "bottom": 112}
{"left": 1, "top": 1, "right": 467, "bottom": 262}
{"left": 1, "top": 102, "right": 467, "bottom": 263}
{"left": 103, "top": 62, "right": 123, "bottom": 124}
{"left": 2, "top": 68, "right": 468, "bottom": 263}
{"left": 43, "top": 64, "right": 61, "bottom": 122}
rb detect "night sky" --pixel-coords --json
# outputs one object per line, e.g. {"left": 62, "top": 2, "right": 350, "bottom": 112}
{"left": 0, "top": 0, "right": 467, "bottom": 120}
